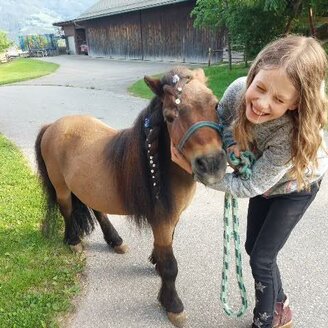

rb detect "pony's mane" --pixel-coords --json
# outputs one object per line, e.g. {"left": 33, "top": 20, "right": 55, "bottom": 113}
{"left": 105, "top": 96, "right": 174, "bottom": 227}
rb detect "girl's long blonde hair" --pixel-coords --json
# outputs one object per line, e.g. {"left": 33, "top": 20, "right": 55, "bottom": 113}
{"left": 234, "top": 35, "right": 328, "bottom": 189}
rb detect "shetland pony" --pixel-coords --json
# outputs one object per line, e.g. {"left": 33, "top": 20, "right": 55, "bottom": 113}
{"left": 35, "top": 66, "right": 227, "bottom": 326}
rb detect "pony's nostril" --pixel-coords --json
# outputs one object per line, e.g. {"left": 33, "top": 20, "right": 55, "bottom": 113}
{"left": 195, "top": 152, "right": 227, "bottom": 174}
{"left": 195, "top": 157, "right": 207, "bottom": 172}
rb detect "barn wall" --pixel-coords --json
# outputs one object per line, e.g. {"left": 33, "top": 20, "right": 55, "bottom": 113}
{"left": 80, "top": 1, "right": 224, "bottom": 63}
{"left": 86, "top": 12, "right": 142, "bottom": 59}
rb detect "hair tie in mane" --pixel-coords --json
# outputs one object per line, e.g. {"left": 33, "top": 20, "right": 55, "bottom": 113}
{"left": 144, "top": 115, "right": 160, "bottom": 200}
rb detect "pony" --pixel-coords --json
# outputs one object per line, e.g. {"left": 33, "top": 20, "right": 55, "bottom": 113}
{"left": 35, "top": 66, "right": 227, "bottom": 327}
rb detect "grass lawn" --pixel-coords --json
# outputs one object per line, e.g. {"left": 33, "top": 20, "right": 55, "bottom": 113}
{"left": 0, "top": 135, "right": 85, "bottom": 327}
{"left": 128, "top": 63, "right": 249, "bottom": 100}
{"left": 0, "top": 58, "right": 58, "bottom": 85}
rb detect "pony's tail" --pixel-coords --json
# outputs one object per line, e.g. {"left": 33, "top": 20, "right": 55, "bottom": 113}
{"left": 35, "top": 124, "right": 59, "bottom": 236}
{"left": 35, "top": 125, "right": 95, "bottom": 240}
{"left": 68, "top": 194, "right": 95, "bottom": 244}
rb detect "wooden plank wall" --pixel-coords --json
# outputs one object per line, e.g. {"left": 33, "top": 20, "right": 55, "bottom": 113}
{"left": 82, "top": 1, "right": 224, "bottom": 63}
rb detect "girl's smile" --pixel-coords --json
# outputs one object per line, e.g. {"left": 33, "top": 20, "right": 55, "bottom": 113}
{"left": 245, "top": 68, "right": 299, "bottom": 124}
{"left": 250, "top": 105, "right": 269, "bottom": 117}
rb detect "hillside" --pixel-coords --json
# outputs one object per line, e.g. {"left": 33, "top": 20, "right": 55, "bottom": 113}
{"left": 0, "top": 0, "right": 95, "bottom": 42}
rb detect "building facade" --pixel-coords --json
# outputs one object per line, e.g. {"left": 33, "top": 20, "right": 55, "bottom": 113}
{"left": 54, "top": 0, "right": 225, "bottom": 63}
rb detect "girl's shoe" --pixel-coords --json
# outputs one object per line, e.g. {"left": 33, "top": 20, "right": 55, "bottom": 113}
{"left": 272, "top": 296, "right": 293, "bottom": 328}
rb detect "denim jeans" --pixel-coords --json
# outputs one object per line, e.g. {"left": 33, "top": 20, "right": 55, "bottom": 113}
{"left": 246, "top": 181, "right": 321, "bottom": 328}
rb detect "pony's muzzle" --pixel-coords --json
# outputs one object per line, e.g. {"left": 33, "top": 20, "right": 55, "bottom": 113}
{"left": 193, "top": 150, "right": 227, "bottom": 185}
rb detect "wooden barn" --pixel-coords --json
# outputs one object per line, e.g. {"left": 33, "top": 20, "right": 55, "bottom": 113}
{"left": 54, "top": 0, "right": 225, "bottom": 63}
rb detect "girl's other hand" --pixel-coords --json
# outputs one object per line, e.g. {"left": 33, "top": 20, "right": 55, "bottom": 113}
{"left": 227, "top": 144, "right": 241, "bottom": 158}
{"left": 170, "top": 142, "right": 192, "bottom": 174}
{"left": 227, "top": 144, "right": 241, "bottom": 170}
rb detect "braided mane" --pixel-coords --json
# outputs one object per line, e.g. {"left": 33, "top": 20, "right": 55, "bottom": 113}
{"left": 105, "top": 96, "right": 173, "bottom": 227}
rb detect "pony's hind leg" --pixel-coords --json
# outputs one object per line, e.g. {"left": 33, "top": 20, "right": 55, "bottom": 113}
{"left": 151, "top": 223, "right": 186, "bottom": 327}
{"left": 55, "top": 188, "right": 82, "bottom": 252}
{"left": 57, "top": 189, "right": 95, "bottom": 253}
{"left": 93, "top": 210, "right": 128, "bottom": 254}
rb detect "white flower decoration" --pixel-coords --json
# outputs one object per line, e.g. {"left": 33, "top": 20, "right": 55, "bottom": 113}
{"left": 172, "top": 74, "right": 180, "bottom": 84}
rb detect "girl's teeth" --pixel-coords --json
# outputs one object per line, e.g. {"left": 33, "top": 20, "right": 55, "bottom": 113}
{"left": 253, "top": 107, "right": 264, "bottom": 116}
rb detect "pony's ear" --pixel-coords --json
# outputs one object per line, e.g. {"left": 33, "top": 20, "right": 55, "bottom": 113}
{"left": 163, "top": 85, "right": 176, "bottom": 97}
{"left": 144, "top": 76, "right": 163, "bottom": 97}
{"left": 193, "top": 68, "right": 207, "bottom": 84}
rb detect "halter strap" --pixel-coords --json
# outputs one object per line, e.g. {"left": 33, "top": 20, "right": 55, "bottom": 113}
{"left": 177, "top": 121, "right": 224, "bottom": 152}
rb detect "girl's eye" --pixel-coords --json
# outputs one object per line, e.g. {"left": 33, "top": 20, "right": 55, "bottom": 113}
{"left": 256, "top": 85, "right": 265, "bottom": 92}
{"left": 275, "top": 97, "right": 284, "bottom": 104}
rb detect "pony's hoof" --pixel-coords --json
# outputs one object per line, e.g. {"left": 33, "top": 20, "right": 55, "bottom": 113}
{"left": 114, "top": 244, "right": 128, "bottom": 254}
{"left": 167, "top": 311, "right": 187, "bottom": 327}
{"left": 70, "top": 243, "right": 83, "bottom": 253}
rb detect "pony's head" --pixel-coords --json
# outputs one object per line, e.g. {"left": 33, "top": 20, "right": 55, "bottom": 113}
{"left": 144, "top": 66, "right": 227, "bottom": 185}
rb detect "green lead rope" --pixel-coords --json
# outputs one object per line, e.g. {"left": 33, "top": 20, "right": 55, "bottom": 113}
{"left": 220, "top": 150, "right": 256, "bottom": 318}
{"left": 229, "top": 150, "right": 256, "bottom": 180}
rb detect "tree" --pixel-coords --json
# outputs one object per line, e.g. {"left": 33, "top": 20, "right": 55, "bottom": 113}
{"left": 192, "top": 0, "right": 327, "bottom": 68}
{"left": 264, "top": 0, "right": 328, "bottom": 36}
{"left": 0, "top": 30, "right": 12, "bottom": 53}
{"left": 191, "top": 0, "right": 235, "bottom": 69}
{"left": 226, "top": 1, "right": 287, "bottom": 60}
{"left": 192, "top": 0, "right": 287, "bottom": 67}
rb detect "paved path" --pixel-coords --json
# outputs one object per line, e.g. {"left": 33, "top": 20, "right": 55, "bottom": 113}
{"left": 1, "top": 56, "right": 327, "bottom": 328}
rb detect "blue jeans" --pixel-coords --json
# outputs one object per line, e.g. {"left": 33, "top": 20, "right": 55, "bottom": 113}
{"left": 246, "top": 181, "right": 320, "bottom": 328}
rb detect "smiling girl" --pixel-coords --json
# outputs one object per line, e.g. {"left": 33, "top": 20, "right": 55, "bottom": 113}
{"left": 172, "top": 35, "right": 328, "bottom": 327}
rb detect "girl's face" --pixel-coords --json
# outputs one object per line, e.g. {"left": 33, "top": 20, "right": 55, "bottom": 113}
{"left": 245, "top": 68, "right": 299, "bottom": 124}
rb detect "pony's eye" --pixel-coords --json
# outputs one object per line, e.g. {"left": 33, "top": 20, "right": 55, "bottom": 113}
{"left": 163, "top": 108, "right": 177, "bottom": 123}
{"left": 165, "top": 115, "right": 175, "bottom": 123}
{"left": 178, "top": 108, "right": 187, "bottom": 116}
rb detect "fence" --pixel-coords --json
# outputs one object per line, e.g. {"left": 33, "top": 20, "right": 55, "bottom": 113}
{"left": 208, "top": 46, "right": 245, "bottom": 66}
{"left": 18, "top": 34, "right": 59, "bottom": 57}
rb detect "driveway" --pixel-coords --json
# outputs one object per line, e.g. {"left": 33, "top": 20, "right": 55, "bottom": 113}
{"left": 0, "top": 55, "right": 327, "bottom": 328}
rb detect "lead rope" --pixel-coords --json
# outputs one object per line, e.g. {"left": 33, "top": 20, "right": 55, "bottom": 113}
{"left": 220, "top": 150, "right": 256, "bottom": 317}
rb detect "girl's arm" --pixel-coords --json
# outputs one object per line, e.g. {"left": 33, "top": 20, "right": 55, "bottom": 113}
{"left": 217, "top": 77, "right": 246, "bottom": 149}
{"left": 208, "top": 128, "right": 293, "bottom": 198}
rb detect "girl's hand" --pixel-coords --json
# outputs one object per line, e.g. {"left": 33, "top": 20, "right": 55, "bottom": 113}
{"left": 170, "top": 142, "right": 192, "bottom": 174}
{"left": 227, "top": 144, "right": 240, "bottom": 158}
{"left": 227, "top": 144, "right": 241, "bottom": 170}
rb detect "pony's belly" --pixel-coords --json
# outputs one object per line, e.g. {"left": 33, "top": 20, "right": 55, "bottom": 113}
{"left": 73, "top": 186, "right": 127, "bottom": 215}
{"left": 67, "top": 168, "right": 127, "bottom": 215}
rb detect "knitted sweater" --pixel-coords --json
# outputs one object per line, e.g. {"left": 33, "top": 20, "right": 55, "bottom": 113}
{"left": 210, "top": 77, "right": 328, "bottom": 198}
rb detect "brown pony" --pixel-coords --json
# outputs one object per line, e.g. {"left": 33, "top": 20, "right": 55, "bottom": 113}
{"left": 35, "top": 66, "right": 227, "bottom": 327}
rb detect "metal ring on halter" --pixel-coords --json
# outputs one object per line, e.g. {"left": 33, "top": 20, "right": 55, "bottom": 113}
{"left": 177, "top": 121, "right": 224, "bottom": 152}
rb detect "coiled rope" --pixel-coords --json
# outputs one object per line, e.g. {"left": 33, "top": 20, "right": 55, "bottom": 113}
{"left": 220, "top": 150, "right": 256, "bottom": 317}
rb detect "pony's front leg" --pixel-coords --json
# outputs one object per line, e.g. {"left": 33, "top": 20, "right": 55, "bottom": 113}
{"left": 93, "top": 210, "right": 128, "bottom": 254}
{"left": 151, "top": 224, "right": 186, "bottom": 327}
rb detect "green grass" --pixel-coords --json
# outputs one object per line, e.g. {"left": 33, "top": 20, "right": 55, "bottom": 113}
{"left": 128, "top": 63, "right": 249, "bottom": 99}
{"left": 204, "top": 63, "right": 249, "bottom": 99}
{"left": 128, "top": 73, "right": 162, "bottom": 99}
{"left": 0, "top": 135, "right": 85, "bottom": 328}
{"left": 0, "top": 58, "right": 59, "bottom": 85}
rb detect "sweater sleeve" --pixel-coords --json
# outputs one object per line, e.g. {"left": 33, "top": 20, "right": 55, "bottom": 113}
{"left": 209, "top": 126, "right": 293, "bottom": 198}
{"left": 217, "top": 77, "right": 247, "bottom": 148}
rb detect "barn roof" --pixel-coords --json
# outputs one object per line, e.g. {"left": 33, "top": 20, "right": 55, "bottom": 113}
{"left": 75, "top": 0, "right": 190, "bottom": 22}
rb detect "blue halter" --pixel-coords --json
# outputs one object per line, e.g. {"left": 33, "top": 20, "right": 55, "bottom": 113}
{"left": 177, "top": 121, "right": 224, "bottom": 152}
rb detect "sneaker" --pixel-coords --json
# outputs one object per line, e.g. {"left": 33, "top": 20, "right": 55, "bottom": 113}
{"left": 272, "top": 296, "right": 293, "bottom": 328}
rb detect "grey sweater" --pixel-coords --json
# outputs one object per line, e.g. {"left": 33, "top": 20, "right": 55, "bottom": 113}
{"left": 211, "top": 77, "right": 328, "bottom": 198}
